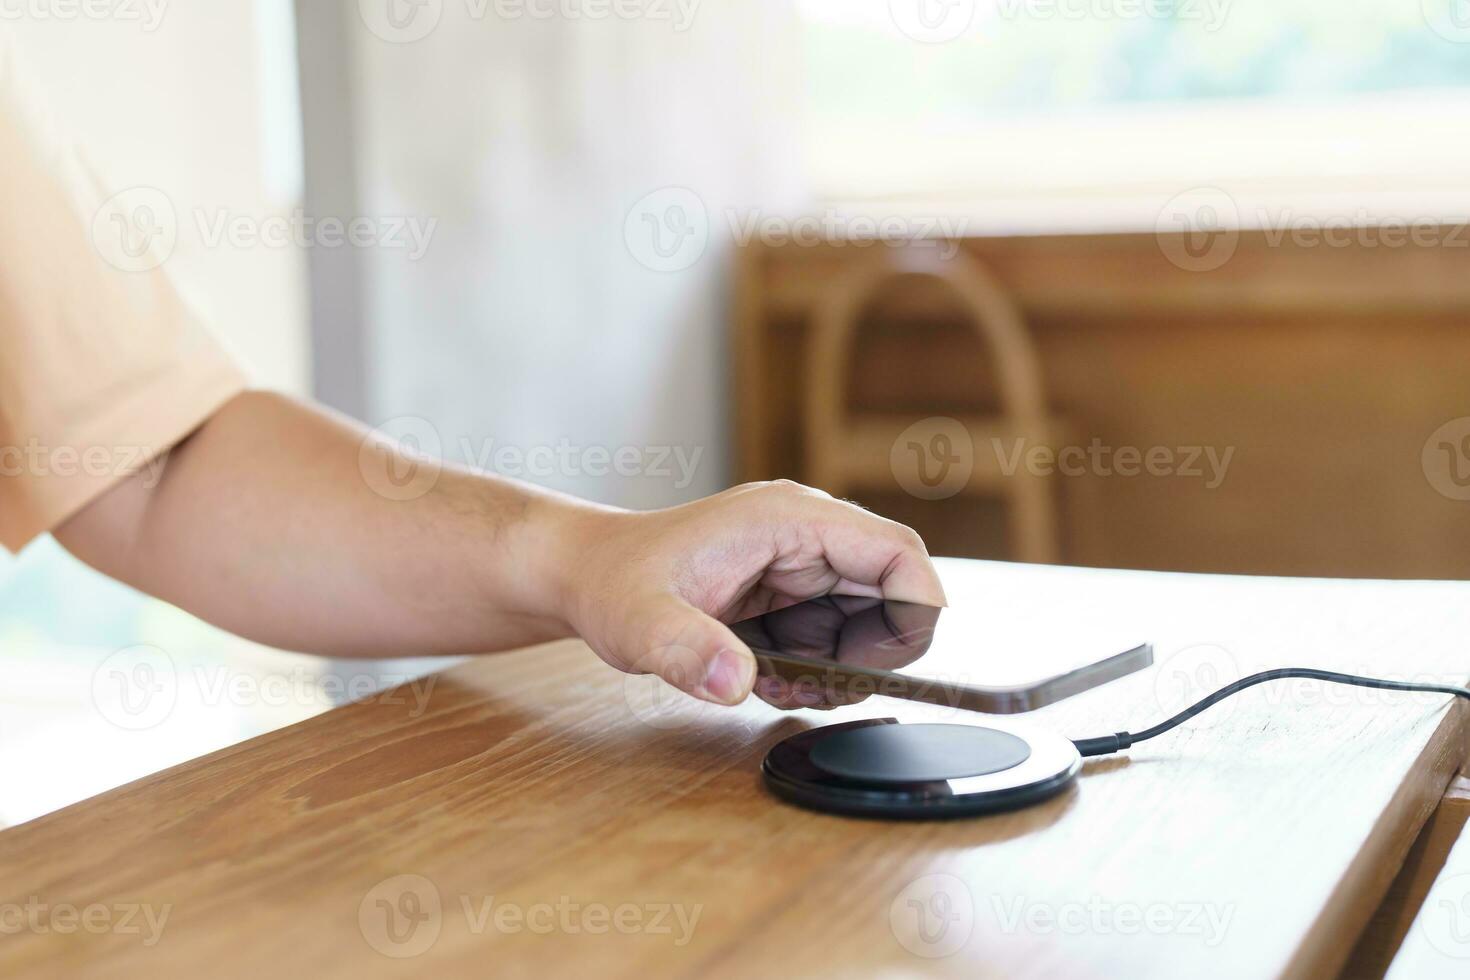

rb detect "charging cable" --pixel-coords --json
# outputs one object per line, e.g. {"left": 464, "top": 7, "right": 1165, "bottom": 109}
{"left": 1073, "top": 668, "right": 1470, "bottom": 758}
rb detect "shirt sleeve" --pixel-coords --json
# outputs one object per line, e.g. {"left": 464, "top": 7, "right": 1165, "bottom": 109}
{"left": 0, "top": 36, "right": 248, "bottom": 553}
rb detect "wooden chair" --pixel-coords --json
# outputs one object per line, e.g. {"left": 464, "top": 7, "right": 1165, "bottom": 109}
{"left": 802, "top": 245, "right": 1065, "bottom": 564}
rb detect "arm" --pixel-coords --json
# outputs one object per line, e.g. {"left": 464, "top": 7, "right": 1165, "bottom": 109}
{"left": 56, "top": 390, "right": 946, "bottom": 706}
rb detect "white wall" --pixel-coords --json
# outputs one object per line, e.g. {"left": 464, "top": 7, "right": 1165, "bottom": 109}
{"left": 348, "top": 0, "right": 803, "bottom": 508}
{"left": 1, "top": 1, "right": 309, "bottom": 392}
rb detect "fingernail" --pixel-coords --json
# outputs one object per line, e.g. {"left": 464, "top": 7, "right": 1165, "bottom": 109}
{"left": 701, "top": 649, "right": 754, "bottom": 705}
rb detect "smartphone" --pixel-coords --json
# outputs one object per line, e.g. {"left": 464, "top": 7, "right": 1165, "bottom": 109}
{"left": 730, "top": 595, "right": 1152, "bottom": 714}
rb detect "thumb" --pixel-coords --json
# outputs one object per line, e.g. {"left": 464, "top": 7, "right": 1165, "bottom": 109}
{"left": 616, "top": 594, "right": 757, "bottom": 706}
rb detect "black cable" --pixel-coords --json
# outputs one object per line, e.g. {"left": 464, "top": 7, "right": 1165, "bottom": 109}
{"left": 1072, "top": 668, "right": 1470, "bottom": 758}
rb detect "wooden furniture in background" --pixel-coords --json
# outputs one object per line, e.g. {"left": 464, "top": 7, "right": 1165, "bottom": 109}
{"left": 734, "top": 229, "right": 1470, "bottom": 578}
{"left": 804, "top": 247, "right": 1064, "bottom": 563}
{"left": 3, "top": 558, "right": 1469, "bottom": 978}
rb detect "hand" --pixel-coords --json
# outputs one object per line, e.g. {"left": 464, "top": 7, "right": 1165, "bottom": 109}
{"left": 555, "top": 480, "right": 946, "bottom": 708}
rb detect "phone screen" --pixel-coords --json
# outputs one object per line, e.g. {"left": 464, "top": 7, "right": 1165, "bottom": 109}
{"left": 729, "top": 595, "right": 1151, "bottom": 714}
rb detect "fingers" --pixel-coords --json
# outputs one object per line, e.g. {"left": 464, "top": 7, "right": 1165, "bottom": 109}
{"left": 612, "top": 593, "right": 757, "bottom": 706}
{"left": 590, "top": 480, "right": 944, "bottom": 716}
{"left": 795, "top": 492, "right": 948, "bottom": 607}
{"left": 823, "top": 514, "right": 946, "bottom": 605}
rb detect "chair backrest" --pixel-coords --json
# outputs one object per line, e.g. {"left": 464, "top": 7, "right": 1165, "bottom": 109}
{"left": 803, "top": 245, "right": 1060, "bottom": 563}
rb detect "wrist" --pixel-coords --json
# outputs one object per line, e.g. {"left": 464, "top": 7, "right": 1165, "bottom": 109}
{"left": 519, "top": 490, "right": 627, "bottom": 634}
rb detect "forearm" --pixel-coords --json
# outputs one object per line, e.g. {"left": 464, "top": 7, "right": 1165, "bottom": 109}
{"left": 56, "top": 390, "right": 603, "bottom": 658}
{"left": 55, "top": 388, "right": 944, "bottom": 707}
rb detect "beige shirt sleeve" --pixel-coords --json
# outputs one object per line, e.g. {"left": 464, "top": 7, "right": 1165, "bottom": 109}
{"left": 0, "top": 40, "right": 248, "bottom": 553}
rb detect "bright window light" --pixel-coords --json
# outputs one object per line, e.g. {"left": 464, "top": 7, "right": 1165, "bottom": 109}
{"left": 797, "top": 0, "right": 1470, "bottom": 231}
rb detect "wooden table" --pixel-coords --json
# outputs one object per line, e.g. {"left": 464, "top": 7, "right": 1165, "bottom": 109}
{"left": 3, "top": 558, "right": 1469, "bottom": 979}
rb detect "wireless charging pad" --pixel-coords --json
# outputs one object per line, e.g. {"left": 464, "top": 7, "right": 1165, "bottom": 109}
{"left": 762, "top": 719, "right": 1081, "bottom": 819}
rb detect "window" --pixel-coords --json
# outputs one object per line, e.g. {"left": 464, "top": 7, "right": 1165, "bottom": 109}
{"left": 797, "top": 0, "right": 1470, "bottom": 231}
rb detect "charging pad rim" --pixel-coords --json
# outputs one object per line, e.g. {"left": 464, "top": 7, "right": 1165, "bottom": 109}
{"left": 762, "top": 718, "right": 1081, "bottom": 820}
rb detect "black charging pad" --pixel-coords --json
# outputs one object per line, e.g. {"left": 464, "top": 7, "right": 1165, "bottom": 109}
{"left": 762, "top": 718, "right": 1081, "bottom": 819}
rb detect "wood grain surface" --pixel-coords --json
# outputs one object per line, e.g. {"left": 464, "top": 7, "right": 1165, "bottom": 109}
{"left": 2, "top": 558, "right": 1469, "bottom": 979}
